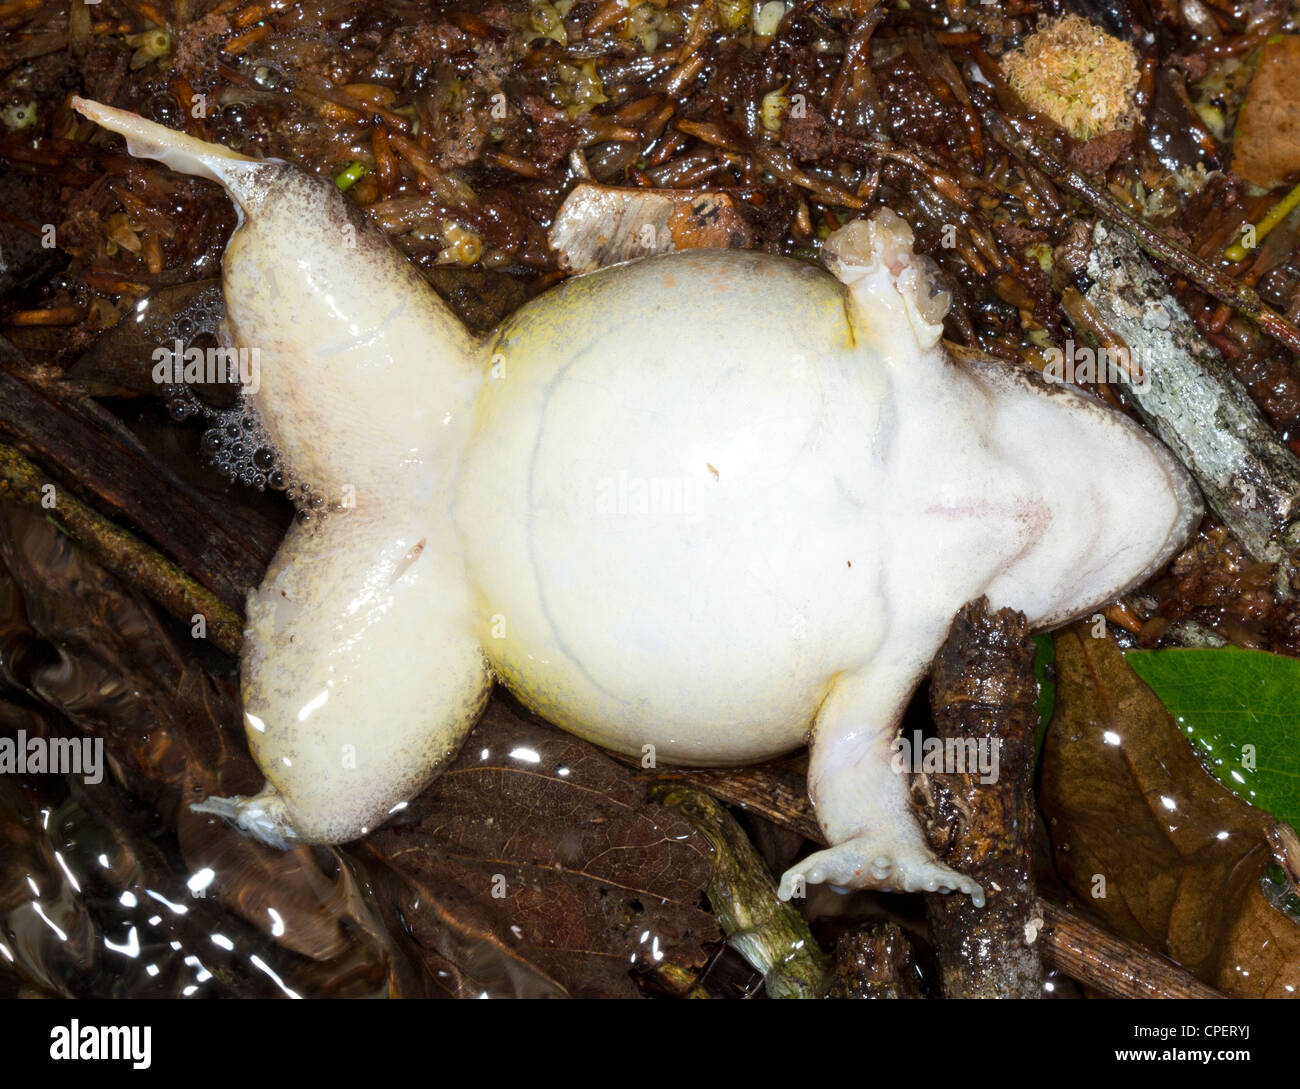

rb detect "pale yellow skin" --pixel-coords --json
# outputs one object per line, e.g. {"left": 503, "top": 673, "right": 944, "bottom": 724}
{"left": 73, "top": 100, "right": 1202, "bottom": 903}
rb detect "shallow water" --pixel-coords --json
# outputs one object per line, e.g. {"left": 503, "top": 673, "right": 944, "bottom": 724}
{"left": 0, "top": 505, "right": 756, "bottom": 997}
{"left": 0, "top": 507, "right": 397, "bottom": 996}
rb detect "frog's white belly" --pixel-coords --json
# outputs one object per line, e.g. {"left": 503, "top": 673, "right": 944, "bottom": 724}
{"left": 456, "top": 252, "right": 925, "bottom": 764}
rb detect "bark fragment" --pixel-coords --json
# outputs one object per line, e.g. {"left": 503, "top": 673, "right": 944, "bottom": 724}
{"left": 1065, "top": 221, "right": 1300, "bottom": 585}
{"left": 827, "top": 922, "right": 923, "bottom": 999}
{"left": 920, "top": 598, "right": 1044, "bottom": 998}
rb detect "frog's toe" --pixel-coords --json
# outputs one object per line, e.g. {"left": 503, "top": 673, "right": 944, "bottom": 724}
{"left": 777, "top": 837, "right": 984, "bottom": 907}
{"left": 776, "top": 839, "right": 884, "bottom": 899}
{"left": 893, "top": 856, "right": 986, "bottom": 906}
{"left": 191, "top": 783, "right": 297, "bottom": 848}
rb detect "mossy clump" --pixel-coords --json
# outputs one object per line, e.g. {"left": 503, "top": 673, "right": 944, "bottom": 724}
{"left": 1002, "top": 15, "right": 1140, "bottom": 142}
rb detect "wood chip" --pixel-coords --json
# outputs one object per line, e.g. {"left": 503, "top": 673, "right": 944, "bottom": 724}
{"left": 548, "top": 181, "right": 753, "bottom": 273}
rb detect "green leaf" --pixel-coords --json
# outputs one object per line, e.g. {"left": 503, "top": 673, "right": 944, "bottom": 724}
{"left": 1125, "top": 647, "right": 1300, "bottom": 830}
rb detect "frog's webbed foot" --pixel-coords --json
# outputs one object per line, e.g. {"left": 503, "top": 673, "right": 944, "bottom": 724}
{"left": 777, "top": 837, "right": 985, "bottom": 905}
{"left": 821, "top": 207, "right": 951, "bottom": 350}
{"left": 191, "top": 784, "right": 300, "bottom": 848}
{"left": 782, "top": 658, "right": 985, "bottom": 906}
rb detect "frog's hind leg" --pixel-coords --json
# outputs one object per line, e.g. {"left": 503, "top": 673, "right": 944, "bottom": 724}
{"left": 194, "top": 509, "right": 493, "bottom": 845}
{"left": 777, "top": 661, "right": 985, "bottom": 905}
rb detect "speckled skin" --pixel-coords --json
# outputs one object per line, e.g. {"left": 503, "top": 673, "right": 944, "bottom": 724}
{"left": 73, "top": 100, "right": 1202, "bottom": 901}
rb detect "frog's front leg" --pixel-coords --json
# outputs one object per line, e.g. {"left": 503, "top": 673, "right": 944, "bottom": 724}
{"left": 777, "top": 663, "right": 985, "bottom": 905}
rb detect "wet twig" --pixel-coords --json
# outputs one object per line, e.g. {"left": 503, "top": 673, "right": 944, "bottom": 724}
{"left": 1062, "top": 222, "right": 1300, "bottom": 582}
{"left": 827, "top": 922, "right": 923, "bottom": 999}
{"left": 0, "top": 346, "right": 274, "bottom": 609}
{"left": 679, "top": 761, "right": 819, "bottom": 841}
{"left": 0, "top": 440, "right": 242, "bottom": 656}
{"left": 650, "top": 781, "right": 831, "bottom": 999}
{"left": 985, "top": 109, "right": 1300, "bottom": 354}
{"left": 682, "top": 761, "right": 1220, "bottom": 998}
{"left": 1038, "top": 900, "right": 1224, "bottom": 999}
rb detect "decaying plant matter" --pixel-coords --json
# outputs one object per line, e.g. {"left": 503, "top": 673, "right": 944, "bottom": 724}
{"left": 1001, "top": 14, "right": 1139, "bottom": 141}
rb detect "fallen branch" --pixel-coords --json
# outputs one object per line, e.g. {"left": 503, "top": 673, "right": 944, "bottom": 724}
{"left": 678, "top": 762, "right": 1226, "bottom": 998}
{"left": 1062, "top": 221, "right": 1300, "bottom": 580}
{"left": 827, "top": 922, "right": 923, "bottom": 999}
{"left": 0, "top": 344, "right": 275, "bottom": 609}
{"left": 1037, "top": 899, "right": 1223, "bottom": 999}
{"left": 0, "top": 441, "right": 242, "bottom": 656}
{"left": 680, "top": 760, "right": 818, "bottom": 840}
{"left": 984, "top": 108, "right": 1300, "bottom": 355}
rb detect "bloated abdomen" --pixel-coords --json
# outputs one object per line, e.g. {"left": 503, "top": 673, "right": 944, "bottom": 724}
{"left": 454, "top": 250, "right": 893, "bottom": 765}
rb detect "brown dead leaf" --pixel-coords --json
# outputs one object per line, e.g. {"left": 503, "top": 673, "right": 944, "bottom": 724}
{"left": 1039, "top": 623, "right": 1300, "bottom": 996}
{"left": 67, "top": 279, "right": 223, "bottom": 398}
{"left": 359, "top": 696, "right": 721, "bottom": 998}
{"left": 1231, "top": 35, "right": 1300, "bottom": 190}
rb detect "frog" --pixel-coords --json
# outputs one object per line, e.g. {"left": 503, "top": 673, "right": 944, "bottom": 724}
{"left": 73, "top": 98, "right": 1202, "bottom": 905}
